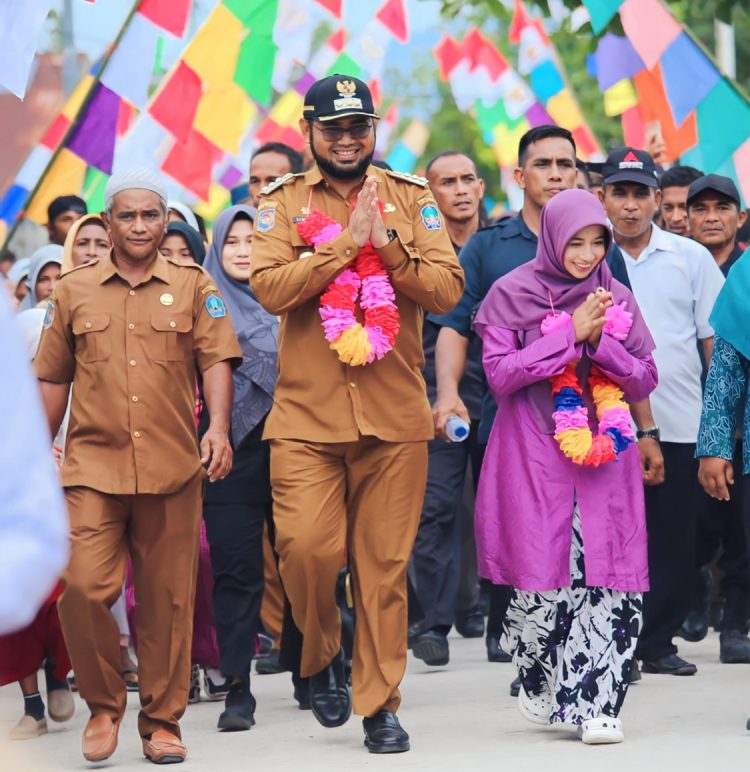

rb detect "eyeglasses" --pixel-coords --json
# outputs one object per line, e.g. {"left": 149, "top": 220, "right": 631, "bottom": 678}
{"left": 313, "top": 121, "right": 373, "bottom": 142}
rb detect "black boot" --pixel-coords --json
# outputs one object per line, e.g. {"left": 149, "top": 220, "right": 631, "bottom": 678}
{"left": 720, "top": 630, "right": 750, "bottom": 663}
{"left": 486, "top": 635, "right": 512, "bottom": 663}
{"left": 217, "top": 678, "right": 256, "bottom": 731}
{"left": 309, "top": 650, "right": 351, "bottom": 728}
{"left": 362, "top": 710, "right": 410, "bottom": 754}
{"left": 454, "top": 606, "right": 485, "bottom": 638}
{"left": 678, "top": 566, "right": 713, "bottom": 642}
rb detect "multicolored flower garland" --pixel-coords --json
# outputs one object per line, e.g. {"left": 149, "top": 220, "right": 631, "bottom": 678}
{"left": 541, "top": 302, "right": 636, "bottom": 467}
{"left": 295, "top": 209, "right": 399, "bottom": 366}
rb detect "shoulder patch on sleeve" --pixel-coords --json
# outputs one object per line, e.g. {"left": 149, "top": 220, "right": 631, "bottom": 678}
{"left": 259, "top": 172, "right": 302, "bottom": 197}
{"left": 205, "top": 294, "right": 227, "bottom": 318}
{"left": 201, "top": 284, "right": 219, "bottom": 295}
{"left": 385, "top": 169, "right": 429, "bottom": 187}
{"left": 43, "top": 298, "right": 55, "bottom": 329}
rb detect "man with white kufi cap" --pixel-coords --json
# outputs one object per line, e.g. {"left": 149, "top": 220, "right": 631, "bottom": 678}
{"left": 35, "top": 167, "right": 242, "bottom": 765}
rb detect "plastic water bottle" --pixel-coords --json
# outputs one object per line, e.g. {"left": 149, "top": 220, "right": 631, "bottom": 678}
{"left": 445, "top": 415, "right": 470, "bottom": 443}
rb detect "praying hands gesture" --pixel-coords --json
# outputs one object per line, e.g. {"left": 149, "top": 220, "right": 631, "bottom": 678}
{"left": 348, "top": 177, "right": 390, "bottom": 249}
{"left": 572, "top": 288, "right": 613, "bottom": 347}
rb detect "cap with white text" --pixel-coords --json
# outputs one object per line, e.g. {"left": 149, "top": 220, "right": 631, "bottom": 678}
{"left": 602, "top": 147, "right": 659, "bottom": 188}
{"left": 303, "top": 75, "right": 379, "bottom": 123}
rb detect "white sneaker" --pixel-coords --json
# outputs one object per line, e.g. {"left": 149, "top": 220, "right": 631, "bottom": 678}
{"left": 9, "top": 714, "right": 48, "bottom": 740}
{"left": 47, "top": 687, "right": 74, "bottom": 722}
{"left": 579, "top": 716, "right": 624, "bottom": 744}
{"left": 517, "top": 684, "right": 553, "bottom": 725}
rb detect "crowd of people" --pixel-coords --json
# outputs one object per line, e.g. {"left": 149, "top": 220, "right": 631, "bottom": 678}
{"left": 1, "top": 73, "right": 749, "bottom": 764}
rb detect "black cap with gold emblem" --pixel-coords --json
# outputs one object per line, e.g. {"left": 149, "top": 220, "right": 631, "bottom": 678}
{"left": 303, "top": 74, "right": 379, "bottom": 122}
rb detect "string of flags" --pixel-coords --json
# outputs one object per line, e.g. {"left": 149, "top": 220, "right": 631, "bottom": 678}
{"left": 583, "top": 0, "right": 750, "bottom": 203}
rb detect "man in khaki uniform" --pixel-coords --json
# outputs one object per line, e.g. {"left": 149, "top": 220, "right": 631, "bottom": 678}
{"left": 35, "top": 168, "right": 241, "bottom": 765}
{"left": 251, "top": 75, "right": 464, "bottom": 754}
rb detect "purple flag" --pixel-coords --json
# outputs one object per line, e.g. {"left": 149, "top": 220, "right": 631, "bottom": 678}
{"left": 594, "top": 33, "right": 644, "bottom": 92}
{"left": 220, "top": 165, "right": 243, "bottom": 190}
{"left": 525, "top": 102, "right": 555, "bottom": 128}
{"left": 66, "top": 83, "right": 121, "bottom": 174}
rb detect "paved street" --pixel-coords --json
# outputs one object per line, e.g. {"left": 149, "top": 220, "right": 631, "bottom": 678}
{"left": 1, "top": 631, "right": 747, "bottom": 771}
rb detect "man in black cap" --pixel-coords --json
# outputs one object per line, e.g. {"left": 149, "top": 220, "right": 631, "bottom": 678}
{"left": 598, "top": 147, "right": 725, "bottom": 677}
{"left": 250, "top": 75, "right": 463, "bottom": 754}
{"left": 46, "top": 195, "right": 87, "bottom": 246}
{"left": 684, "top": 173, "right": 750, "bottom": 663}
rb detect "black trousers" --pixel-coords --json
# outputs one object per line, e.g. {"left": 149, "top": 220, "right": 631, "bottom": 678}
{"left": 204, "top": 499, "right": 268, "bottom": 677}
{"left": 412, "top": 429, "right": 491, "bottom": 633}
{"left": 636, "top": 442, "right": 702, "bottom": 661}
{"left": 695, "top": 443, "right": 749, "bottom": 631}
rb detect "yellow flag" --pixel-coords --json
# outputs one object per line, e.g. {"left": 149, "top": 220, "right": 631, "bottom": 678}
{"left": 62, "top": 75, "right": 95, "bottom": 121}
{"left": 493, "top": 119, "right": 530, "bottom": 167}
{"left": 604, "top": 79, "right": 638, "bottom": 117}
{"left": 194, "top": 84, "right": 257, "bottom": 155}
{"left": 546, "top": 89, "right": 584, "bottom": 129}
{"left": 183, "top": 4, "right": 245, "bottom": 90}
{"left": 26, "top": 149, "right": 87, "bottom": 224}
{"left": 268, "top": 91, "right": 304, "bottom": 128}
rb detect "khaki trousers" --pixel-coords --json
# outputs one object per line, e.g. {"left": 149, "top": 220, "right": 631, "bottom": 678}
{"left": 270, "top": 437, "right": 428, "bottom": 717}
{"left": 59, "top": 472, "right": 203, "bottom": 738}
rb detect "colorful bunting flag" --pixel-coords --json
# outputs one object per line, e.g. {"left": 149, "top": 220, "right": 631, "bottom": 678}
{"left": 619, "top": 0, "right": 681, "bottom": 70}
{"left": 149, "top": 61, "right": 203, "bottom": 142}
{"left": 375, "top": 0, "right": 409, "bottom": 44}
{"left": 603, "top": 79, "right": 638, "bottom": 117}
{"left": 66, "top": 83, "right": 121, "bottom": 174}
{"left": 0, "top": 0, "right": 55, "bottom": 99}
{"left": 138, "top": 0, "right": 192, "bottom": 38}
{"left": 581, "top": 0, "right": 623, "bottom": 34}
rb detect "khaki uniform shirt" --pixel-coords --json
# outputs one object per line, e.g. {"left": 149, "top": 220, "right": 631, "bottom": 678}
{"left": 250, "top": 164, "right": 464, "bottom": 443}
{"left": 35, "top": 252, "right": 242, "bottom": 495}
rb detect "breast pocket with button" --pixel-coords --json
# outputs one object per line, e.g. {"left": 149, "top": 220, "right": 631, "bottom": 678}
{"left": 149, "top": 312, "right": 193, "bottom": 362}
{"left": 73, "top": 313, "right": 111, "bottom": 363}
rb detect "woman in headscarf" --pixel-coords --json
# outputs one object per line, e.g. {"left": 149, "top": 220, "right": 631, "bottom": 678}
{"left": 61, "top": 214, "right": 110, "bottom": 273}
{"left": 0, "top": 308, "right": 75, "bottom": 740}
{"left": 199, "top": 204, "right": 278, "bottom": 731}
{"left": 160, "top": 221, "right": 206, "bottom": 266}
{"left": 696, "top": 248, "right": 750, "bottom": 667}
{"left": 474, "top": 189, "right": 657, "bottom": 744}
{"left": 20, "top": 245, "right": 63, "bottom": 310}
{"left": 5, "top": 257, "right": 31, "bottom": 307}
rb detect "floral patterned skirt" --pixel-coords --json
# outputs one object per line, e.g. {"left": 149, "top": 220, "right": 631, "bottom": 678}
{"left": 501, "top": 503, "right": 642, "bottom": 725}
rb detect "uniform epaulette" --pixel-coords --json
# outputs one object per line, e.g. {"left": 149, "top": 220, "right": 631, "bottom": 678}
{"left": 384, "top": 169, "right": 429, "bottom": 187}
{"left": 260, "top": 172, "right": 303, "bottom": 197}
{"left": 165, "top": 256, "right": 205, "bottom": 271}
{"left": 60, "top": 258, "right": 100, "bottom": 278}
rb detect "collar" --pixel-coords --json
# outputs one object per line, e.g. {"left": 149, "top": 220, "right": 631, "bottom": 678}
{"left": 99, "top": 250, "right": 171, "bottom": 285}
{"left": 618, "top": 223, "right": 676, "bottom": 264}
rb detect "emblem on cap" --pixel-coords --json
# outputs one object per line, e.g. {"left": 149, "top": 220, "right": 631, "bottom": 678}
{"left": 160, "top": 293, "right": 174, "bottom": 306}
{"left": 619, "top": 150, "right": 644, "bottom": 171}
{"left": 337, "top": 80, "right": 357, "bottom": 96}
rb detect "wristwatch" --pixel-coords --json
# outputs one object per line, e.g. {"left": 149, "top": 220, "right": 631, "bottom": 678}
{"left": 636, "top": 426, "right": 660, "bottom": 441}
{"left": 385, "top": 228, "right": 398, "bottom": 244}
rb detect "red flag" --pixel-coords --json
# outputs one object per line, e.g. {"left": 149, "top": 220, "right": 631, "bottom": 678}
{"left": 369, "top": 78, "right": 382, "bottom": 109}
{"left": 313, "top": 0, "right": 343, "bottom": 18}
{"left": 116, "top": 101, "right": 135, "bottom": 137}
{"left": 468, "top": 30, "right": 509, "bottom": 81}
{"left": 328, "top": 28, "right": 347, "bottom": 53}
{"left": 375, "top": 0, "right": 409, "bottom": 43}
{"left": 162, "top": 128, "right": 222, "bottom": 200}
{"left": 149, "top": 61, "right": 202, "bottom": 142}
{"left": 621, "top": 105, "right": 646, "bottom": 150}
{"left": 138, "top": 0, "right": 192, "bottom": 38}
{"left": 572, "top": 126, "right": 599, "bottom": 159}
{"left": 434, "top": 35, "right": 464, "bottom": 81}
{"left": 508, "top": 0, "right": 532, "bottom": 44}
{"left": 41, "top": 115, "right": 71, "bottom": 151}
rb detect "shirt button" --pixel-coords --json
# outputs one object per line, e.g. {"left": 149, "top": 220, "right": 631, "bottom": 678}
{"left": 129, "top": 290, "right": 135, "bottom": 296}
{"left": 129, "top": 360, "right": 136, "bottom": 366}
{"left": 128, "top": 323, "right": 135, "bottom": 330}
{"left": 84, "top": 321, "right": 92, "bottom": 329}
{"left": 169, "top": 321, "right": 176, "bottom": 328}
{"left": 349, "top": 382, "right": 357, "bottom": 388}
{"left": 133, "top": 431, "right": 141, "bottom": 438}
{"left": 132, "top": 396, "right": 139, "bottom": 402}
{"left": 345, "top": 249, "right": 352, "bottom": 256}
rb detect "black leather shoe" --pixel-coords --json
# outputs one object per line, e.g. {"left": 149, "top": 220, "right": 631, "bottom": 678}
{"left": 412, "top": 630, "right": 449, "bottom": 666}
{"left": 486, "top": 635, "right": 512, "bottom": 663}
{"left": 509, "top": 676, "right": 520, "bottom": 697}
{"left": 720, "top": 630, "right": 750, "bottom": 663}
{"left": 292, "top": 675, "right": 311, "bottom": 710}
{"left": 309, "top": 650, "right": 351, "bottom": 728}
{"left": 255, "top": 648, "right": 286, "bottom": 675}
{"left": 629, "top": 659, "right": 641, "bottom": 683}
{"left": 362, "top": 710, "right": 410, "bottom": 754}
{"left": 407, "top": 623, "right": 421, "bottom": 649}
{"left": 641, "top": 654, "right": 697, "bottom": 675}
{"left": 217, "top": 678, "right": 256, "bottom": 731}
{"left": 455, "top": 607, "right": 485, "bottom": 638}
{"left": 677, "top": 566, "right": 712, "bottom": 642}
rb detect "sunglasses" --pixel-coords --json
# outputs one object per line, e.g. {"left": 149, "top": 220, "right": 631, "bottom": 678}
{"left": 313, "top": 121, "right": 373, "bottom": 142}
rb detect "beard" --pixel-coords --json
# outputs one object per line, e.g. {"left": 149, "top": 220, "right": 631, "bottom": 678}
{"left": 310, "top": 138, "right": 375, "bottom": 181}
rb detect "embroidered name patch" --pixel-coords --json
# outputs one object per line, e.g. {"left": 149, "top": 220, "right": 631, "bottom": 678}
{"left": 205, "top": 295, "right": 226, "bottom": 318}
{"left": 257, "top": 208, "right": 276, "bottom": 233}
{"left": 420, "top": 204, "right": 442, "bottom": 231}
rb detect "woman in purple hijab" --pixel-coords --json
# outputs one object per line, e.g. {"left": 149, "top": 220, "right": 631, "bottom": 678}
{"left": 474, "top": 189, "right": 657, "bottom": 744}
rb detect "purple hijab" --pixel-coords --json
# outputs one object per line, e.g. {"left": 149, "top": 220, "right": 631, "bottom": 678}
{"left": 474, "top": 189, "right": 654, "bottom": 432}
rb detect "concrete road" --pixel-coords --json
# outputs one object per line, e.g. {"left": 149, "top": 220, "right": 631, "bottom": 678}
{"left": 1, "top": 631, "right": 747, "bottom": 771}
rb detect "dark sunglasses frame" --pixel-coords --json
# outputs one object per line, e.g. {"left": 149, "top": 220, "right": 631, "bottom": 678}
{"left": 313, "top": 121, "right": 373, "bottom": 142}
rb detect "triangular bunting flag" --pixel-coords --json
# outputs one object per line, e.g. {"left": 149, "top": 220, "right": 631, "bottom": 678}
{"left": 375, "top": 0, "right": 409, "bottom": 43}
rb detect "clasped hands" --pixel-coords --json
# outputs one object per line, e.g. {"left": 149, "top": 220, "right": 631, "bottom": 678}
{"left": 572, "top": 288, "right": 613, "bottom": 348}
{"left": 348, "top": 177, "right": 390, "bottom": 249}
